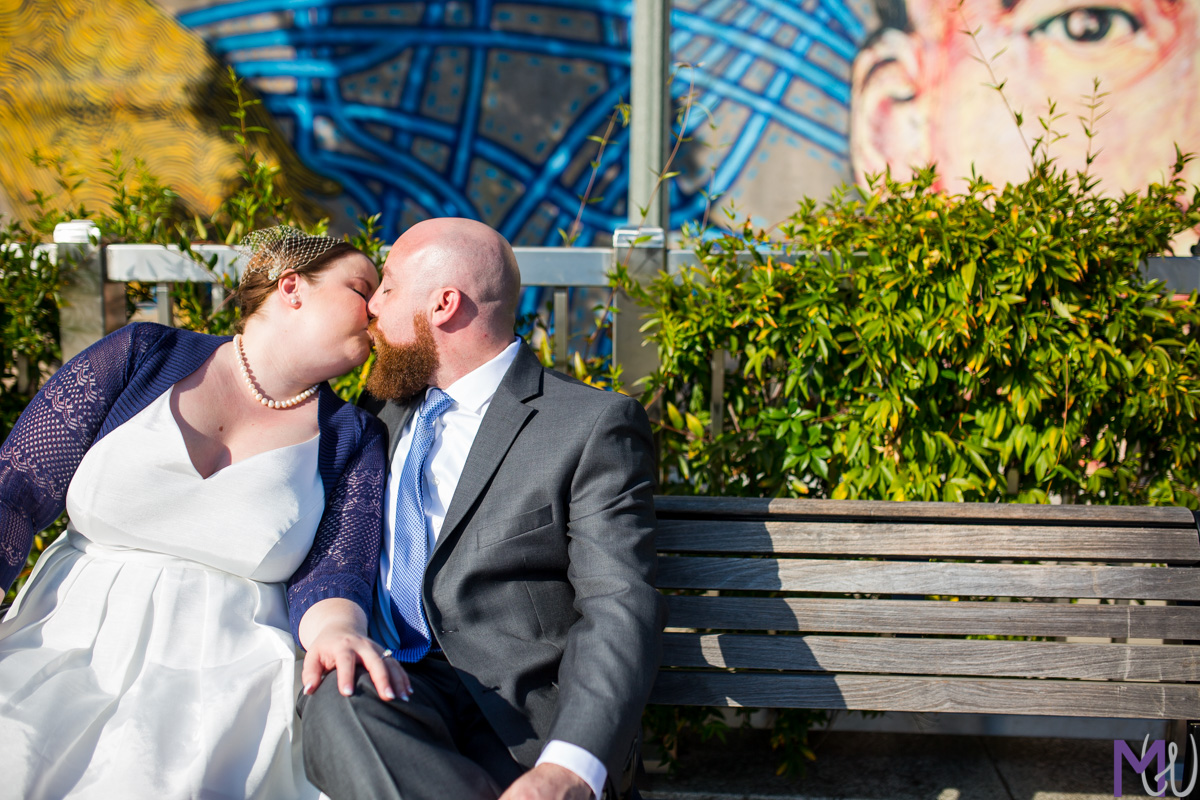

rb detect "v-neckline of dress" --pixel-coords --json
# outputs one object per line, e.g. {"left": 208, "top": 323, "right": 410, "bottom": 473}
{"left": 164, "top": 386, "right": 319, "bottom": 481}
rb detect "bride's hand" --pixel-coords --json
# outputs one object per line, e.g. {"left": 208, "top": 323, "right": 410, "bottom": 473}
{"left": 297, "top": 598, "right": 413, "bottom": 701}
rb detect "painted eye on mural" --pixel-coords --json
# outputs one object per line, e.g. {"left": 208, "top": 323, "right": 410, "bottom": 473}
{"left": 1030, "top": 7, "right": 1143, "bottom": 43}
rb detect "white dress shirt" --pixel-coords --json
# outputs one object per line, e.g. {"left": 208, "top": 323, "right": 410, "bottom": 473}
{"left": 380, "top": 338, "right": 607, "bottom": 800}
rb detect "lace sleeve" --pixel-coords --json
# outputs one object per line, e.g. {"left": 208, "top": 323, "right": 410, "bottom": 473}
{"left": 286, "top": 417, "right": 387, "bottom": 643}
{"left": 0, "top": 324, "right": 151, "bottom": 595}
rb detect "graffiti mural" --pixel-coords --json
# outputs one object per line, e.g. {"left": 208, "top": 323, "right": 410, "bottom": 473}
{"left": 167, "top": 0, "right": 871, "bottom": 244}
{"left": 1, "top": 0, "right": 1197, "bottom": 246}
{"left": 850, "top": 0, "right": 1200, "bottom": 198}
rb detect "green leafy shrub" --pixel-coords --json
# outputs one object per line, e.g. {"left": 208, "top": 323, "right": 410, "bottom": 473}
{"left": 623, "top": 156, "right": 1200, "bottom": 506}
{"left": 622, "top": 154, "right": 1200, "bottom": 776}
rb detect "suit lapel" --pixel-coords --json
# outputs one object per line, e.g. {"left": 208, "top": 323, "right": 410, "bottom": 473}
{"left": 433, "top": 345, "right": 544, "bottom": 557}
{"left": 379, "top": 397, "right": 419, "bottom": 461}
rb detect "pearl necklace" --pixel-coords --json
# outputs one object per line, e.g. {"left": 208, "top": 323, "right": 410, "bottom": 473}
{"left": 234, "top": 334, "right": 319, "bottom": 410}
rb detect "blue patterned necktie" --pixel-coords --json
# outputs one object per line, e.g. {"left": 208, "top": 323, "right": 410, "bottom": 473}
{"left": 387, "top": 387, "right": 453, "bottom": 662}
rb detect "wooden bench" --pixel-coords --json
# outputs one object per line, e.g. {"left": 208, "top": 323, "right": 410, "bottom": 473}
{"left": 649, "top": 496, "right": 1200, "bottom": 749}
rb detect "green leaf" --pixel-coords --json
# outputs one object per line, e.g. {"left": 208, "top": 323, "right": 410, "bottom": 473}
{"left": 666, "top": 402, "right": 684, "bottom": 431}
{"left": 1050, "top": 296, "right": 1073, "bottom": 320}
{"left": 961, "top": 260, "right": 976, "bottom": 294}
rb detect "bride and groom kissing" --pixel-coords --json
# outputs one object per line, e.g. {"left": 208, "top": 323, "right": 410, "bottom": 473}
{"left": 0, "top": 217, "right": 665, "bottom": 800}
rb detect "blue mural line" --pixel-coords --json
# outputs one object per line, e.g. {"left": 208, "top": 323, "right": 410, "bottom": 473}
{"left": 690, "top": 69, "right": 845, "bottom": 153}
{"left": 286, "top": 97, "right": 455, "bottom": 143}
{"left": 319, "top": 149, "right": 460, "bottom": 218}
{"left": 211, "top": 28, "right": 632, "bottom": 67}
{"left": 714, "top": 71, "right": 791, "bottom": 199}
{"left": 669, "top": 0, "right": 845, "bottom": 190}
{"left": 185, "top": 0, "right": 864, "bottom": 245}
{"left": 671, "top": 10, "right": 848, "bottom": 104}
{"left": 689, "top": 5, "right": 837, "bottom": 202}
{"left": 285, "top": 97, "right": 380, "bottom": 214}
{"left": 291, "top": 95, "right": 562, "bottom": 193}
{"left": 608, "top": 4, "right": 836, "bottom": 222}
{"left": 599, "top": 13, "right": 625, "bottom": 85}
{"left": 381, "top": 189, "right": 401, "bottom": 236}
{"left": 229, "top": 42, "right": 411, "bottom": 78}
{"left": 547, "top": 179, "right": 626, "bottom": 227}
{"left": 398, "top": 0, "right": 447, "bottom": 152}
{"left": 451, "top": 0, "right": 492, "bottom": 187}
{"left": 817, "top": 0, "right": 866, "bottom": 42}
{"left": 320, "top": 87, "right": 624, "bottom": 231}
{"left": 739, "top": 0, "right": 857, "bottom": 57}
{"left": 496, "top": 82, "right": 631, "bottom": 239}
{"left": 329, "top": 104, "right": 475, "bottom": 217}
{"left": 180, "top": 0, "right": 634, "bottom": 28}
{"left": 282, "top": 93, "right": 477, "bottom": 214}
{"left": 676, "top": 12, "right": 785, "bottom": 209}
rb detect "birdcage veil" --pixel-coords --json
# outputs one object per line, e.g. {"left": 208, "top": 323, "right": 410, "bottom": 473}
{"left": 236, "top": 226, "right": 342, "bottom": 285}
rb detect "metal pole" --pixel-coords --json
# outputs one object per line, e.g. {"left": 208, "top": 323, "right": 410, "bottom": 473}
{"left": 628, "top": 0, "right": 671, "bottom": 231}
{"left": 612, "top": 227, "right": 665, "bottom": 410}
{"left": 54, "top": 220, "right": 104, "bottom": 362}
{"left": 553, "top": 288, "right": 569, "bottom": 369}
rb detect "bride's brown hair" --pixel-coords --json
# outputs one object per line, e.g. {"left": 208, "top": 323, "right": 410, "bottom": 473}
{"left": 232, "top": 239, "right": 364, "bottom": 333}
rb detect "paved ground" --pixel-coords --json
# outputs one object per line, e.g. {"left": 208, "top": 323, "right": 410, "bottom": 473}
{"left": 640, "top": 730, "right": 1171, "bottom": 800}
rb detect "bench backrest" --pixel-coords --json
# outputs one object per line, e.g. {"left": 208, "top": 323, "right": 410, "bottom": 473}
{"left": 650, "top": 496, "right": 1200, "bottom": 721}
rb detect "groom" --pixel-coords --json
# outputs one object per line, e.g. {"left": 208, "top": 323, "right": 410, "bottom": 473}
{"left": 299, "top": 217, "right": 665, "bottom": 800}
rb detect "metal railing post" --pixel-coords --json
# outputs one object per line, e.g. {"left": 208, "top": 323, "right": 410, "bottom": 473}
{"left": 156, "top": 282, "right": 174, "bottom": 327}
{"left": 628, "top": 0, "right": 671, "bottom": 230}
{"left": 613, "top": 227, "right": 664, "bottom": 411}
{"left": 553, "top": 288, "right": 569, "bottom": 368}
{"left": 54, "top": 220, "right": 103, "bottom": 362}
{"left": 710, "top": 349, "right": 726, "bottom": 438}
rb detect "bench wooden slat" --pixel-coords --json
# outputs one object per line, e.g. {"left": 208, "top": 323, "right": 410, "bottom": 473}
{"left": 657, "top": 556, "right": 1200, "bottom": 601}
{"left": 662, "top": 633, "right": 1200, "bottom": 681}
{"left": 649, "top": 672, "right": 1200, "bottom": 718}
{"left": 655, "top": 496, "right": 1197, "bottom": 527}
{"left": 665, "top": 595, "right": 1200, "bottom": 639}
{"left": 657, "top": 520, "right": 1200, "bottom": 563}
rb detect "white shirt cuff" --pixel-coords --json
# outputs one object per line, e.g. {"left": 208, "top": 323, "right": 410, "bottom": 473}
{"left": 535, "top": 739, "right": 607, "bottom": 800}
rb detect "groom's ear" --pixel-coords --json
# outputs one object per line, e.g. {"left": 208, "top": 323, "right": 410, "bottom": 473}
{"left": 430, "top": 287, "right": 462, "bottom": 329}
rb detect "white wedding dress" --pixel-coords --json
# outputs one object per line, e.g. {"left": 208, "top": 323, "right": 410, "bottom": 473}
{"left": 0, "top": 386, "right": 324, "bottom": 799}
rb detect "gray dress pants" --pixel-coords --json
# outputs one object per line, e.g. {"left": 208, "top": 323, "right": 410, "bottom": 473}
{"left": 297, "top": 656, "right": 526, "bottom": 800}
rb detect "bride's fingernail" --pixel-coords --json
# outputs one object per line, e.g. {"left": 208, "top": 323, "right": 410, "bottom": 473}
{"left": 383, "top": 687, "right": 396, "bottom": 700}
{"left": 303, "top": 682, "right": 313, "bottom": 695}
{"left": 341, "top": 685, "right": 354, "bottom": 696}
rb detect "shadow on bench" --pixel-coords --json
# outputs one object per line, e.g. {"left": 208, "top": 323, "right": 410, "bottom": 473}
{"left": 649, "top": 496, "right": 1200, "bottom": 750}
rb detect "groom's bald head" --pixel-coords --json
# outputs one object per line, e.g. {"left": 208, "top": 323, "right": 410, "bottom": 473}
{"left": 395, "top": 217, "right": 521, "bottom": 337}
{"left": 369, "top": 217, "right": 522, "bottom": 390}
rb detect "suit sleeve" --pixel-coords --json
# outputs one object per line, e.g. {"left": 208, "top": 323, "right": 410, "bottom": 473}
{"left": 546, "top": 393, "right": 666, "bottom": 779}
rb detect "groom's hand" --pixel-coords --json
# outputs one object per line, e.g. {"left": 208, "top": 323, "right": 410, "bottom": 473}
{"left": 498, "top": 763, "right": 592, "bottom": 800}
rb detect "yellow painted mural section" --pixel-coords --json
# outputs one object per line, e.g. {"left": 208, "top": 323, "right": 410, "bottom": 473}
{"left": 0, "top": 0, "right": 333, "bottom": 225}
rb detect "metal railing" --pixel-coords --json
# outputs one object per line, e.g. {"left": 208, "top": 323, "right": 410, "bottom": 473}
{"left": 49, "top": 222, "right": 685, "bottom": 390}
{"left": 43, "top": 221, "right": 1200, "bottom": 404}
{"left": 104, "top": 242, "right": 618, "bottom": 367}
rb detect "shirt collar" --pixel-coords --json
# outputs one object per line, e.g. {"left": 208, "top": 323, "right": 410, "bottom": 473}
{"left": 437, "top": 338, "right": 521, "bottom": 415}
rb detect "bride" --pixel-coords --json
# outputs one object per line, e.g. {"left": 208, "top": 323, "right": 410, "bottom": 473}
{"left": 0, "top": 226, "right": 408, "bottom": 798}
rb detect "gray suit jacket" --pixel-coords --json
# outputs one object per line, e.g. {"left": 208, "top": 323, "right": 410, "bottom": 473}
{"left": 362, "top": 343, "right": 666, "bottom": 790}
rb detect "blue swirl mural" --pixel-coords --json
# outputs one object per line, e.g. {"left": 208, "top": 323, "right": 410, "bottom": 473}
{"left": 177, "top": 0, "right": 869, "bottom": 245}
